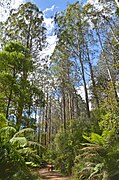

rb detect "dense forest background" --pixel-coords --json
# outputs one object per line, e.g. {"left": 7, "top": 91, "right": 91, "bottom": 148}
{"left": 0, "top": 0, "right": 119, "bottom": 179}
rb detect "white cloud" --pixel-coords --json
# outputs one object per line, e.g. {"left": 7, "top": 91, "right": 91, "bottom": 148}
{"left": 44, "top": 17, "right": 54, "bottom": 35}
{"left": 42, "top": 5, "right": 57, "bottom": 57}
{"left": 0, "top": 1, "right": 57, "bottom": 58}
{"left": 77, "top": 85, "right": 92, "bottom": 110}
{"left": 39, "top": 34, "right": 57, "bottom": 62}
{"left": 45, "top": 35, "right": 57, "bottom": 55}
{"left": 43, "top": 5, "right": 55, "bottom": 14}
{"left": 87, "top": 0, "right": 98, "bottom": 4}
{"left": 87, "top": 0, "right": 103, "bottom": 11}
{"left": 87, "top": 0, "right": 118, "bottom": 11}
{"left": 0, "top": 0, "right": 25, "bottom": 22}
{"left": 10, "top": 0, "right": 25, "bottom": 9}
{"left": 78, "top": 86, "right": 85, "bottom": 101}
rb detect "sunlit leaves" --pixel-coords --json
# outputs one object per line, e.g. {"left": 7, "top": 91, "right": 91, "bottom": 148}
{"left": 3, "top": 2, "right": 46, "bottom": 56}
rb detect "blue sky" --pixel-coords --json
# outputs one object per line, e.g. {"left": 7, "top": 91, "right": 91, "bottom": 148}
{"left": 1, "top": 0, "right": 116, "bottom": 103}
{"left": 31, "top": 0, "right": 87, "bottom": 12}
{"left": 0, "top": 0, "right": 89, "bottom": 57}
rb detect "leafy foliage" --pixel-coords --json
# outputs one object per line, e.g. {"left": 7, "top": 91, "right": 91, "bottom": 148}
{"left": 0, "top": 115, "right": 41, "bottom": 179}
{"left": 0, "top": 113, "right": 8, "bottom": 128}
{"left": 0, "top": 0, "right": 119, "bottom": 179}
{"left": 72, "top": 121, "right": 119, "bottom": 180}
{"left": 3, "top": 2, "right": 46, "bottom": 55}
{"left": 46, "top": 120, "right": 85, "bottom": 175}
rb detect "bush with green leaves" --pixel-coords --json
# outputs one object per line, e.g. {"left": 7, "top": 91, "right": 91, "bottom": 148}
{"left": 46, "top": 120, "right": 85, "bottom": 175}
{"left": 71, "top": 110, "right": 119, "bottom": 180}
{"left": 0, "top": 115, "right": 42, "bottom": 179}
{"left": 0, "top": 113, "right": 8, "bottom": 128}
{"left": 72, "top": 131, "right": 119, "bottom": 180}
{"left": 0, "top": 142, "right": 31, "bottom": 180}
{"left": 0, "top": 127, "right": 32, "bottom": 179}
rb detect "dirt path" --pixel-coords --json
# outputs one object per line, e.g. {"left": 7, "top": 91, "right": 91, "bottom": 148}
{"left": 37, "top": 168, "right": 72, "bottom": 180}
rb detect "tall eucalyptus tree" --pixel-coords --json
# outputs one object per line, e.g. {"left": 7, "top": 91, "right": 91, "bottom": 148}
{"left": 85, "top": 1, "right": 119, "bottom": 99}
{"left": 54, "top": 2, "right": 91, "bottom": 117}
{"left": 3, "top": 2, "right": 46, "bottom": 58}
{"left": 0, "top": 42, "right": 33, "bottom": 124}
{"left": 1, "top": 2, "right": 48, "bottom": 131}
{"left": 50, "top": 39, "right": 84, "bottom": 130}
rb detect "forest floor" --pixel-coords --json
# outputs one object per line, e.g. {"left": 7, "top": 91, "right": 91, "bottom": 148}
{"left": 33, "top": 168, "right": 72, "bottom": 180}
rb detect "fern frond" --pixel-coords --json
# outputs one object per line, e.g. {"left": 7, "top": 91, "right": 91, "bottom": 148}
{"left": 85, "top": 162, "right": 96, "bottom": 167}
{"left": 0, "top": 113, "right": 8, "bottom": 128}
{"left": 28, "top": 141, "right": 44, "bottom": 149}
{"left": 0, "top": 126, "right": 16, "bottom": 143}
{"left": 13, "top": 128, "right": 34, "bottom": 138}
{"left": 18, "top": 147, "right": 37, "bottom": 155}
{"left": 81, "top": 145, "right": 103, "bottom": 151}
{"left": 18, "top": 147, "right": 41, "bottom": 167}
{"left": 80, "top": 151, "right": 97, "bottom": 157}
{"left": 25, "top": 161, "right": 39, "bottom": 167}
{"left": 83, "top": 133, "right": 104, "bottom": 145}
{"left": 89, "top": 173, "right": 103, "bottom": 180}
{"left": 10, "top": 137, "right": 27, "bottom": 148}
{"left": 0, "top": 126, "right": 16, "bottom": 135}
{"left": 80, "top": 166, "right": 94, "bottom": 173}
{"left": 88, "top": 163, "right": 104, "bottom": 179}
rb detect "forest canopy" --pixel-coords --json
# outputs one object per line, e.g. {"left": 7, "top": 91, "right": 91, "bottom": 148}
{"left": 0, "top": 0, "right": 119, "bottom": 179}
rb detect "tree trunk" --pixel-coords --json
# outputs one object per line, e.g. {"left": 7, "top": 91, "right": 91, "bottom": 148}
{"left": 48, "top": 96, "right": 52, "bottom": 144}
{"left": 79, "top": 51, "right": 90, "bottom": 118}
{"left": 95, "top": 27, "right": 118, "bottom": 101}
{"left": 62, "top": 86, "right": 66, "bottom": 130}
{"left": 86, "top": 43, "right": 99, "bottom": 108}
{"left": 45, "top": 91, "right": 48, "bottom": 146}
{"left": 6, "top": 89, "right": 12, "bottom": 119}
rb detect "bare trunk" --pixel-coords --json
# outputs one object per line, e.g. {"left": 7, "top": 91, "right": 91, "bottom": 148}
{"left": 79, "top": 51, "right": 90, "bottom": 118}
{"left": 75, "top": 90, "right": 80, "bottom": 119}
{"left": 86, "top": 43, "right": 99, "bottom": 108}
{"left": 16, "top": 106, "right": 23, "bottom": 129}
{"left": 96, "top": 27, "right": 118, "bottom": 100}
{"left": 6, "top": 68, "right": 16, "bottom": 119}
{"left": 45, "top": 91, "right": 48, "bottom": 146}
{"left": 48, "top": 96, "right": 52, "bottom": 144}
{"left": 6, "top": 89, "right": 12, "bottom": 119}
{"left": 62, "top": 86, "right": 66, "bottom": 130}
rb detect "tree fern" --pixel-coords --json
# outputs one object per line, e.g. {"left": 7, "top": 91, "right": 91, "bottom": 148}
{"left": 13, "top": 128, "right": 34, "bottom": 138}
{"left": 28, "top": 141, "right": 44, "bottom": 149}
{"left": 10, "top": 137, "right": 27, "bottom": 148}
{"left": 83, "top": 133, "right": 104, "bottom": 145}
{"left": 73, "top": 131, "right": 119, "bottom": 180}
{"left": 0, "top": 125, "right": 43, "bottom": 170}
{"left": 0, "top": 113, "right": 8, "bottom": 128}
{"left": 0, "top": 126, "right": 16, "bottom": 144}
{"left": 88, "top": 163, "right": 104, "bottom": 179}
{"left": 18, "top": 147, "right": 41, "bottom": 167}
